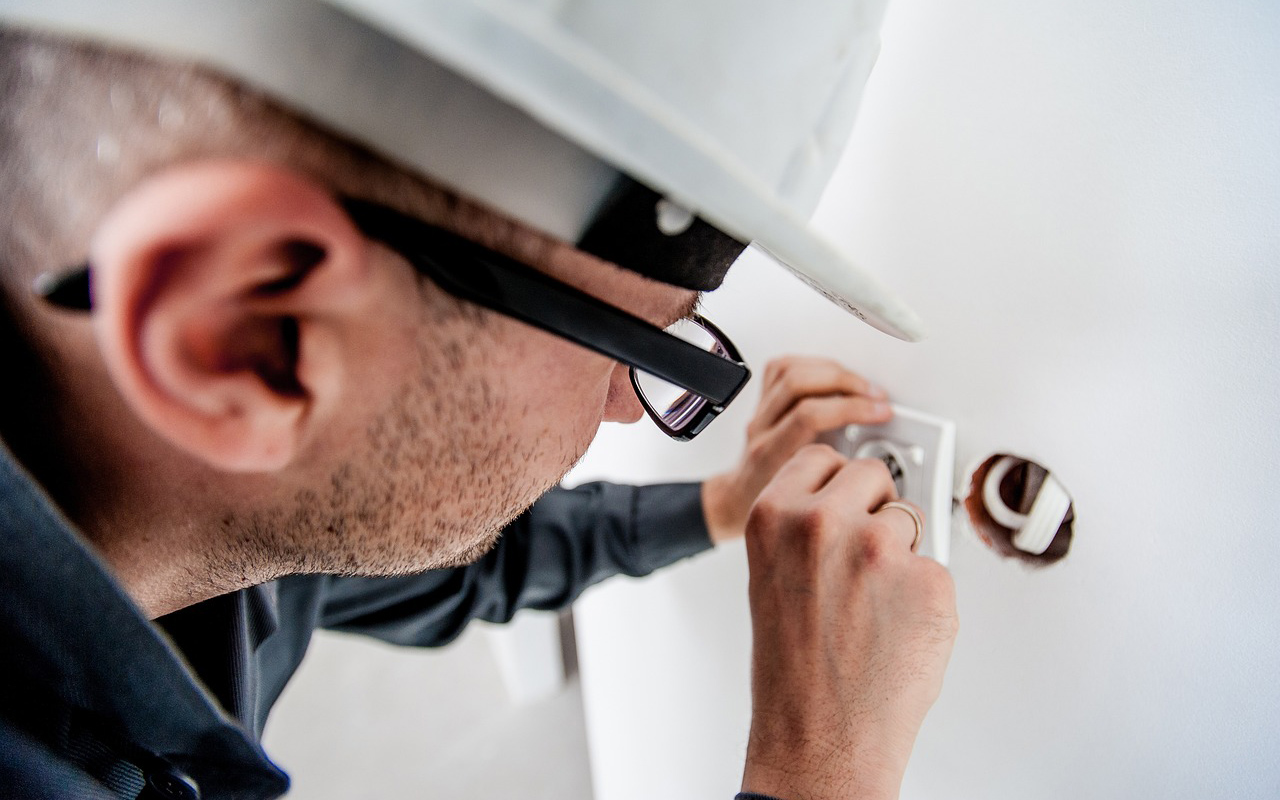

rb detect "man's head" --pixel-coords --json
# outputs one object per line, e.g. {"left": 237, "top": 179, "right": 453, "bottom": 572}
{"left": 0, "top": 0, "right": 911, "bottom": 615}
{"left": 1, "top": 29, "right": 706, "bottom": 614}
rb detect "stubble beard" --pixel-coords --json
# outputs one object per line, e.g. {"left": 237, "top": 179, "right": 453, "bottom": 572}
{"left": 233, "top": 306, "right": 587, "bottom": 580}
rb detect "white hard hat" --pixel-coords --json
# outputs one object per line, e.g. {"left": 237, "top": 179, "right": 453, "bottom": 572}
{"left": 0, "top": 0, "right": 927, "bottom": 341}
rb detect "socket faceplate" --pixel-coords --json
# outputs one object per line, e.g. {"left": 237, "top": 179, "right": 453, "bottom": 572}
{"left": 822, "top": 405, "right": 955, "bottom": 565}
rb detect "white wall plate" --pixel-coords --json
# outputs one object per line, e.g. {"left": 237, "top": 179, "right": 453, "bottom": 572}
{"left": 822, "top": 405, "right": 955, "bottom": 565}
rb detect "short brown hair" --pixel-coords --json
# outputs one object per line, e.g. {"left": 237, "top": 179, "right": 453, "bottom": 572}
{"left": 0, "top": 25, "right": 537, "bottom": 290}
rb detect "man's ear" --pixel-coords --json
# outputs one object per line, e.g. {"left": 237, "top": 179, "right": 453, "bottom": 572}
{"left": 90, "top": 160, "right": 372, "bottom": 472}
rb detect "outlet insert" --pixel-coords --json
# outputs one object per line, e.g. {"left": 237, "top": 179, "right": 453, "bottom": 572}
{"left": 822, "top": 405, "right": 955, "bottom": 565}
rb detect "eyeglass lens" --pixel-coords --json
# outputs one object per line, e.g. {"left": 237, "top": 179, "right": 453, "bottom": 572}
{"left": 633, "top": 318, "right": 730, "bottom": 432}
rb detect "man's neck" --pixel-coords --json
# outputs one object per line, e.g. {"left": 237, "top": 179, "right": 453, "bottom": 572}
{"left": 4, "top": 425, "right": 279, "bottom": 619}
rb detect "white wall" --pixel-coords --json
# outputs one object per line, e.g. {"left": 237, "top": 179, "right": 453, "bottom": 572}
{"left": 571, "top": 1, "right": 1280, "bottom": 798}
{"left": 263, "top": 624, "right": 593, "bottom": 799}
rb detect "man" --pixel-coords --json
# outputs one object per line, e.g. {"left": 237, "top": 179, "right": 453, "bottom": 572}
{"left": 0, "top": 3, "right": 957, "bottom": 799}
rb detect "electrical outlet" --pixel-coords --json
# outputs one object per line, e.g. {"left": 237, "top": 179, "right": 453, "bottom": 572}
{"left": 821, "top": 405, "right": 955, "bottom": 565}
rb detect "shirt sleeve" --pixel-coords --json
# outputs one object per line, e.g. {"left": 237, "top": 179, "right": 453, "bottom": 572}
{"left": 314, "top": 481, "right": 712, "bottom": 646}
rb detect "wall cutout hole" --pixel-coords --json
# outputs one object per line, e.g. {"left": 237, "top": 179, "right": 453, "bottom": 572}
{"left": 964, "top": 454, "right": 1074, "bottom": 566}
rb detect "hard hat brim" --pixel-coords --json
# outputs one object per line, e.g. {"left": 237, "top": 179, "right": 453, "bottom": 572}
{"left": 329, "top": 0, "right": 926, "bottom": 340}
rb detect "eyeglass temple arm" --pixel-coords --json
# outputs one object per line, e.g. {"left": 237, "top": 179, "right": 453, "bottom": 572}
{"left": 34, "top": 203, "right": 751, "bottom": 408}
{"left": 33, "top": 267, "right": 92, "bottom": 311}
{"left": 342, "top": 199, "right": 749, "bottom": 407}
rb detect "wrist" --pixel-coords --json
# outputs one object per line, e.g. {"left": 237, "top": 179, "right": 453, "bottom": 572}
{"left": 742, "top": 762, "right": 898, "bottom": 800}
{"left": 742, "top": 722, "right": 904, "bottom": 800}
{"left": 701, "top": 472, "right": 747, "bottom": 544}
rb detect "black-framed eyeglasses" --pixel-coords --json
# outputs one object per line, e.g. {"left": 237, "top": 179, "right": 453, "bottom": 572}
{"left": 34, "top": 197, "right": 751, "bottom": 441}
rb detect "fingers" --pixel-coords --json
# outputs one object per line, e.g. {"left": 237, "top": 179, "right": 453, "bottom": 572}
{"left": 745, "top": 394, "right": 888, "bottom": 488}
{"left": 761, "top": 443, "right": 848, "bottom": 497}
{"left": 744, "top": 357, "right": 893, "bottom": 488}
{"left": 754, "top": 450, "right": 919, "bottom": 553}
{"left": 822, "top": 456, "right": 900, "bottom": 513}
{"left": 759, "top": 356, "right": 886, "bottom": 401}
{"left": 754, "top": 357, "right": 890, "bottom": 433}
{"left": 701, "top": 356, "right": 896, "bottom": 545}
{"left": 819, "top": 459, "right": 921, "bottom": 555}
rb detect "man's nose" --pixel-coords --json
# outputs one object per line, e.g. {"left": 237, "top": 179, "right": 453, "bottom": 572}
{"left": 602, "top": 363, "right": 645, "bottom": 424}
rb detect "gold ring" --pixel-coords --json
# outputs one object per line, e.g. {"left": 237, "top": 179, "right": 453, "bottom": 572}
{"left": 878, "top": 501, "right": 923, "bottom": 552}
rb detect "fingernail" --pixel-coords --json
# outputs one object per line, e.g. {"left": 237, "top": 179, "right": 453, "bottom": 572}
{"left": 873, "top": 400, "right": 892, "bottom": 416}
{"left": 867, "top": 383, "right": 888, "bottom": 399}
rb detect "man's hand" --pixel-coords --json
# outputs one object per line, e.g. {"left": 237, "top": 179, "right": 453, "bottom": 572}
{"left": 741, "top": 448, "right": 958, "bottom": 800}
{"left": 702, "top": 357, "right": 892, "bottom": 544}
